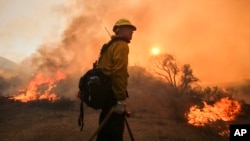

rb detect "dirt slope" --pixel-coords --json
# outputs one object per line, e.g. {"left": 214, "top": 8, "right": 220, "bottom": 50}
{"left": 0, "top": 96, "right": 230, "bottom": 141}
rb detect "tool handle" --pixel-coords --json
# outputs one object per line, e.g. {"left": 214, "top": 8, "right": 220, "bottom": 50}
{"left": 125, "top": 117, "right": 135, "bottom": 141}
{"left": 88, "top": 107, "right": 114, "bottom": 141}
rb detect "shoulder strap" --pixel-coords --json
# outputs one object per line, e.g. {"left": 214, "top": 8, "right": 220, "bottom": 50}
{"left": 78, "top": 100, "right": 84, "bottom": 131}
{"left": 94, "top": 37, "right": 128, "bottom": 69}
{"left": 100, "top": 36, "right": 129, "bottom": 55}
{"left": 99, "top": 40, "right": 115, "bottom": 56}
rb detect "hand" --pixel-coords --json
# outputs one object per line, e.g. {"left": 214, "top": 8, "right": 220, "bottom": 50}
{"left": 114, "top": 100, "right": 126, "bottom": 114}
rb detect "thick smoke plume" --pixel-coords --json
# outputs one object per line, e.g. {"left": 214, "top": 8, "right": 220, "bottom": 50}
{"left": 6, "top": 0, "right": 249, "bottom": 98}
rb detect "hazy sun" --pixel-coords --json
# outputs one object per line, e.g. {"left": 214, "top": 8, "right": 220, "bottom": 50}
{"left": 151, "top": 47, "right": 160, "bottom": 55}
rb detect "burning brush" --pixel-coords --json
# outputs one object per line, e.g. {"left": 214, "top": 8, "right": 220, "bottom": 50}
{"left": 10, "top": 70, "right": 66, "bottom": 102}
{"left": 185, "top": 97, "right": 242, "bottom": 136}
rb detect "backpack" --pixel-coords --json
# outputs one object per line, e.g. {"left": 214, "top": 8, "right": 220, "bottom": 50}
{"left": 77, "top": 37, "right": 129, "bottom": 131}
{"left": 77, "top": 64, "right": 112, "bottom": 130}
{"left": 78, "top": 67, "right": 111, "bottom": 109}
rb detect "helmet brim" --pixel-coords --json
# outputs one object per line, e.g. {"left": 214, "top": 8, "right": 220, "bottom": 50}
{"left": 113, "top": 25, "right": 137, "bottom": 32}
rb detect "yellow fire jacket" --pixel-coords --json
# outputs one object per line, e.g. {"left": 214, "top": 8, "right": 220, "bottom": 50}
{"left": 97, "top": 37, "right": 129, "bottom": 100}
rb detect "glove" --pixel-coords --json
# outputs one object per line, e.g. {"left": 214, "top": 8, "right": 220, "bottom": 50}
{"left": 114, "top": 100, "right": 126, "bottom": 114}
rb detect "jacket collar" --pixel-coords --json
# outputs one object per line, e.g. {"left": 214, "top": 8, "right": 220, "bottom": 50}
{"left": 111, "top": 36, "right": 130, "bottom": 43}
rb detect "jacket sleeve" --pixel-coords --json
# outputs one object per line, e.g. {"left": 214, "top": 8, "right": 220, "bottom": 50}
{"left": 111, "top": 42, "right": 129, "bottom": 100}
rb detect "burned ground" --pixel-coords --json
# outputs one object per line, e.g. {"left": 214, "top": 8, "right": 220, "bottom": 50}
{"left": 0, "top": 96, "right": 230, "bottom": 141}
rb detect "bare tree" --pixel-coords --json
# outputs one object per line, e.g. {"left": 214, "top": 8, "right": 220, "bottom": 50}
{"left": 152, "top": 54, "right": 179, "bottom": 89}
{"left": 152, "top": 54, "right": 199, "bottom": 95}
{"left": 180, "top": 64, "right": 199, "bottom": 93}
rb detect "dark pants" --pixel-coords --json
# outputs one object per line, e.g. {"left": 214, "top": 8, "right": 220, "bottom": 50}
{"left": 96, "top": 90, "right": 125, "bottom": 141}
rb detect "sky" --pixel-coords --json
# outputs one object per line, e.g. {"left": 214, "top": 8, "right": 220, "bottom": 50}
{"left": 0, "top": 0, "right": 70, "bottom": 63}
{"left": 0, "top": 0, "right": 250, "bottom": 86}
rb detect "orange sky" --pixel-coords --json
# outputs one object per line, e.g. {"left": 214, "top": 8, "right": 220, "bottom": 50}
{"left": 134, "top": 0, "right": 250, "bottom": 86}
{"left": 1, "top": 0, "right": 250, "bottom": 86}
{"left": 67, "top": 0, "right": 250, "bottom": 86}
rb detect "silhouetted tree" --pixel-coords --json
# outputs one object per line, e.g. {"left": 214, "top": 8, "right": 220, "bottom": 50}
{"left": 180, "top": 64, "right": 199, "bottom": 93}
{"left": 152, "top": 53, "right": 199, "bottom": 95}
{"left": 152, "top": 54, "right": 179, "bottom": 89}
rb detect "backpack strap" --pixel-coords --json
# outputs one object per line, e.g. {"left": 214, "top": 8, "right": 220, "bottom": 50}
{"left": 94, "top": 36, "right": 129, "bottom": 69}
{"left": 78, "top": 100, "right": 84, "bottom": 131}
{"left": 100, "top": 36, "right": 129, "bottom": 55}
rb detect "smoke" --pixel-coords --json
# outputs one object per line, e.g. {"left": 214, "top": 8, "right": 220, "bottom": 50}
{"left": 47, "top": 0, "right": 248, "bottom": 86}
{"left": 4, "top": 0, "right": 248, "bottom": 98}
{"left": 126, "top": 0, "right": 250, "bottom": 86}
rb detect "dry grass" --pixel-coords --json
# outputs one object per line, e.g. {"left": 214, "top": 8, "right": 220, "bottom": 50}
{"left": 0, "top": 95, "right": 232, "bottom": 141}
{"left": 1, "top": 67, "right": 249, "bottom": 141}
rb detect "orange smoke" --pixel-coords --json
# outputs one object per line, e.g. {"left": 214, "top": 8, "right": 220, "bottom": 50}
{"left": 186, "top": 97, "right": 241, "bottom": 126}
{"left": 11, "top": 70, "right": 66, "bottom": 102}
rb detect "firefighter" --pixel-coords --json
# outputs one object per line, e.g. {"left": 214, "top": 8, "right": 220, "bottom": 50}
{"left": 96, "top": 18, "right": 136, "bottom": 141}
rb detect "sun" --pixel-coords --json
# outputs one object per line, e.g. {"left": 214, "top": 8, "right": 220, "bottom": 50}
{"left": 151, "top": 47, "right": 160, "bottom": 55}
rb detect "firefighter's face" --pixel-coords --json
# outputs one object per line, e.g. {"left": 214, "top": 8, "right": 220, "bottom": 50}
{"left": 117, "top": 26, "right": 135, "bottom": 41}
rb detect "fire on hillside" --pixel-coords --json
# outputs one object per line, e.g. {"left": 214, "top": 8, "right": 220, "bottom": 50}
{"left": 185, "top": 97, "right": 243, "bottom": 136}
{"left": 9, "top": 70, "right": 66, "bottom": 102}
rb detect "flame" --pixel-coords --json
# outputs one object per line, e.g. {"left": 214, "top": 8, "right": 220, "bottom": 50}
{"left": 11, "top": 70, "right": 66, "bottom": 102}
{"left": 186, "top": 97, "right": 241, "bottom": 126}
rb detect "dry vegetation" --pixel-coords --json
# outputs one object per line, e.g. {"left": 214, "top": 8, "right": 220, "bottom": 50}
{"left": 0, "top": 97, "right": 228, "bottom": 141}
{"left": 1, "top": 66, "right": 249, "bottom": 141}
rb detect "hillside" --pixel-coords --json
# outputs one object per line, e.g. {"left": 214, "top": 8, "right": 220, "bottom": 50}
{"left": 0, "top": 56, "right": 36, "bottom": 95}
{"left": 0, "top": 56, "right": 17, "bottom": 70}
{"left": 1, "top": 66, "right": 249, "bottom": 141}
